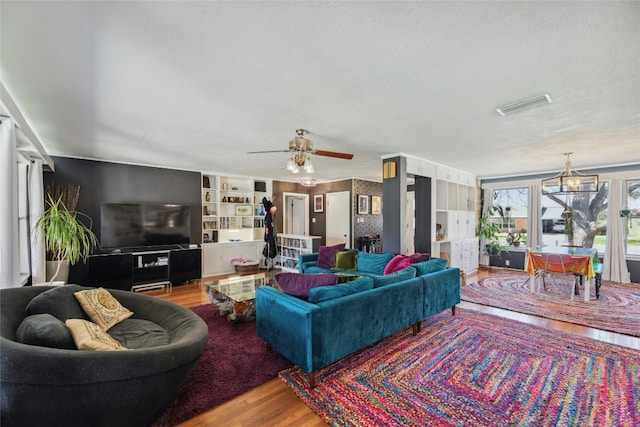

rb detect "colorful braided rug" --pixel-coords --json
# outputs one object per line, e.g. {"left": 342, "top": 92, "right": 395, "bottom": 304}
{"left": 461, "top": 271, "right": 640, "bottom": 337}
{"left": 280, "top": 309, "right": 639, "bottom": 427}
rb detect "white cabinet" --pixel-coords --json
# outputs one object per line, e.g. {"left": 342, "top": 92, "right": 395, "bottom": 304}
{"left": 201, "top": 241, "right": 261, "bottom": 277}
{"left": 201, "top": 174, "right": 272, "bottom": 244}
{"left": 433, "top": 167, "right": 478, "bottom": 274}
{"left": 276, "top": 234, "right": 321, "bottom": 272}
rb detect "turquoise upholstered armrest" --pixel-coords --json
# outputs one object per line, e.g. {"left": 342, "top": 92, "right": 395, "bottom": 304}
{"left": 421, "top": 267, "right": 461, "bottom": 318}
{"left": 298, "top": 253, "right": 319, "bottom": 273}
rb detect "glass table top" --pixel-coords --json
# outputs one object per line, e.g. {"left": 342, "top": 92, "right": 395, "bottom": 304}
{"left": 205, "top": 273, "right": 276, "bottom": 302}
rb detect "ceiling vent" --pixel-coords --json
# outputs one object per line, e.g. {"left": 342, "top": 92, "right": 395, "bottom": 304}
{"left": 496, "top": 93, "right": 552, "bottom": 116}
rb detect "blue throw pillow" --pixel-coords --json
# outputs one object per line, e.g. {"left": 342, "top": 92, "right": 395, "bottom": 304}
{"left": 308, "top": 277, "right": 374, "bottom": 303}
{"left": 413, "top": 258, "right": 448, "bottom": 276}
{"left": 357, "top": 251, "right": 395, "bottom": 275}
{"left": 275, "top": 273, "right": 338, "bottom": 298}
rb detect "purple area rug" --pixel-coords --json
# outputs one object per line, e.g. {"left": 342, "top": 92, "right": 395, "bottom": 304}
{"left": 152, "top": 304, "right": 292, "bottom": 427}
{"left": 462, "top": 271, "right": 640, "bottom": 337}
{"left": 281, "top": 308, "right": 640, "bottom": 426}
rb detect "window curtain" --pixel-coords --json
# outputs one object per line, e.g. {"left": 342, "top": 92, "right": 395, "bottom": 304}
{"left": 29, "top": 161, "right": 46, "bottom": 285}
{"left": 604, "top": 178, "right": 631, "bottom": 283}
{"left": 478, "top": 186, "right": 494, "bottom": 265}
{"left": 527, "top": 184, "right": 543, "bottom": 250}
{"left": 0, "top": 118, "right": 20, "bottom": 288}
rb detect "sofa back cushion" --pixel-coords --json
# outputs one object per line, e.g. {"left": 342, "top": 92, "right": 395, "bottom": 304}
{"left": 275, "top": 273, "right": 338, "bottom": 298}
{"left": 25, "top": 284, "right": 88, "bottom": 322}
{"left": 373, "top": 266, "right": 417, "bottom": 288}
{"left": 357, "top": 251, "right": 395, "bottom": 275}
{"left": 413, "top": 258, "right": 448, "bottom": 276}
{"left": 334, "top": 250, "right": 359, "bottom": 270}
{"left": 308, "top": 277, "right": 374, "bottom": 303}
{"left": 316, "top": 243, "right": 346, "bottom": 268}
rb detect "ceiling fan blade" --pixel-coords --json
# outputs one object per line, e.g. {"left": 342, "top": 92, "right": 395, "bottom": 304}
{"left": 247, "top": 150, "right": 291, "bottom": 154}
{"left": 313, "top": 150, "right": 354, "bottom": 160}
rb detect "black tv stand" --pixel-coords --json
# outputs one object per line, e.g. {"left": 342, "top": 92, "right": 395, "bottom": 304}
{"left": 73, "top": 247, "right": 201, "bottom": 292}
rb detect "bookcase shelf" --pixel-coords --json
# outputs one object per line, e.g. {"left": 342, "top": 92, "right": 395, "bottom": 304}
{"left": 276, "top": 234, "right": 321, "bottom": 272}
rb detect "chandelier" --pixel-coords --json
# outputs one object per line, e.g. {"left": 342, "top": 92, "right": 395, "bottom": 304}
{"left": 542, "top": 153, "right": 599, "bottom": 195}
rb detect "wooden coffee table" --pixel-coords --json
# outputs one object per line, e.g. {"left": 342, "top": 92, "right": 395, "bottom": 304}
{"left": 205, "top": 273, "right": 279, "bottom": 322}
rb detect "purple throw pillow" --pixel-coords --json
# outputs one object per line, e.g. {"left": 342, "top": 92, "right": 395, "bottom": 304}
{"left": 409, "top": 253, "right": 431, "bottom": 264}
{"left": 316, "top": 243, "right": 346, "bottom": 269}
{"left": 275, "top": 273, "right": 338, "bottom": 298}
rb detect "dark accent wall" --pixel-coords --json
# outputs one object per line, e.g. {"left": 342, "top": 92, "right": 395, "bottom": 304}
{"left": 44, "top": 157, "right": 201, "bottom": 251}
{"left": 414, "top": 175, "right": 432, "bottom": 253}
{"left": 382, "top": 156, "right": 407, "bottom": 254}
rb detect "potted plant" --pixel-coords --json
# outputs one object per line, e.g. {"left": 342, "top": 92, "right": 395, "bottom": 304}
{"left": 506, "top": 231, "right": 525, "bottom": 247}
{"left": 476, "top": 195, "right": 507, "bottom": 257}
{"left": 34, "top": 191, "right": 98, "bottom": 284}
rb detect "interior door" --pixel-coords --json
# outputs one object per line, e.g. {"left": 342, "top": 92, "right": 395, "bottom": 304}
{"left": 283, "top": 193, "right": 309, "bottom": 235}
{"left": 405, "top": 191, "right": 415, "bottom": 254}
{"left": 326, "top": 191, "right": 350, "bottom": 247}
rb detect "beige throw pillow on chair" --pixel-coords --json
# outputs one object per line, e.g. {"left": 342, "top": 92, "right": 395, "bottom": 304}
{"left": 74, "top": 287, "right": 133, "bottom": 330}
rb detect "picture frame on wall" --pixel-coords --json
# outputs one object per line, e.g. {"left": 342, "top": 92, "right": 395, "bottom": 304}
{"left": 358, "top": 194, "right": 369, "bottom": 214}
{"left": 314, "top": 195, "right": 324, "bottom": 213}
{"left": 371, "top": 195, "right": 381, "bottom": 215}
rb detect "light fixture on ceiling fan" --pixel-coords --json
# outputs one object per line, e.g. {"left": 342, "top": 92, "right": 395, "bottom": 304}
{"left": 247, "top": 128, "right": 353, "bottom": 174}
{"left": 300, "top": 178, "right": 317, "bottom": 187}
{"left": 542, "top": 152, "right": 599, "bottom": 195}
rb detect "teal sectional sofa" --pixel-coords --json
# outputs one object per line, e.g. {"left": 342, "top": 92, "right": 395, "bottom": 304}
{"left": 256, "top": 256, "right": 460, "bottom": 388}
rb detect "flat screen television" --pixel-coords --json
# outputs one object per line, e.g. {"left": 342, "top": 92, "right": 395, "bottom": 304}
{"left": 101, "top": 203, "right": 191, "bottom": 249}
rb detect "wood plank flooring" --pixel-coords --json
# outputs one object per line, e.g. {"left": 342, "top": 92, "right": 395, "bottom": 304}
{"left": 143, "top": 267, "right": 639, "bottom": 426}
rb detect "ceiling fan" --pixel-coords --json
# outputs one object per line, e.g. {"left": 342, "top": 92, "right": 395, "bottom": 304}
{"left": 247, "top": 129, "right": 354, "bottom": 173}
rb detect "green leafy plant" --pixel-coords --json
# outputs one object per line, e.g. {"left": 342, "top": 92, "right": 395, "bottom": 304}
{"left": 34, "top": 193, "right": 98, "bottom": 283}
{"left": 506, "top": 231, "right": 526, "bottom": 247}
{"left": 476, "top": 194, "right": 507, "bottom": 256}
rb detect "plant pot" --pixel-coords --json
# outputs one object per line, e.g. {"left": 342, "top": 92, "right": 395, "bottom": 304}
{"left": 513, "top": 242, "right": 521, "bottom": 247}
{"left": 46, "top": 260, "right": 70, "bottom": 284}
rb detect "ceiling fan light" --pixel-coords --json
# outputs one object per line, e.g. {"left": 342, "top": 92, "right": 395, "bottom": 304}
{"left": 291, "top": 164, "right": 300, "bottom": 174}
{"left": 286, "top": 157, "right": 295, "bottom": 171}
{"left": 304, "top": 158, "right": 314, "bottom": 173}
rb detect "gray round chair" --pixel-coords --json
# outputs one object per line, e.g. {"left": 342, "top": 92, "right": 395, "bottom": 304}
{"left": 0, "top": 285, "right": 208, "bottom": 427}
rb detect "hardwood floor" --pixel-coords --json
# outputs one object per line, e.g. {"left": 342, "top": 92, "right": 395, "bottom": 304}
{"left": 143, "top": 268, "right": 640, "bottom": 426}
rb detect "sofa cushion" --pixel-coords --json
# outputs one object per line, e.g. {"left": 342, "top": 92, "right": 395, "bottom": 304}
{"left": 335, "top": 250, "right": 358, "bottom": 270}
{"left": 25, "top": 284, "right": 89, "bottom": 322}
{"left": 75, "top": 287, "right": 134, "bottom": 330}
{"left": 409, "top": 252, "right": 431, "bottom": 263}
{"left": 308, "top": 277, "right": 374, "bottom": 303}
{"left": 275, "top": 273, "right": 338, "bottom": 298}
{"left": 65, "top": 319, "right": 127, "bottom": 351}
{"left": 16, "top": 314, "right": 76, "bottom": 349}
{"left": 413, "top": 258, "right": 448, "bottom": 276}
{"left": 109, "top": 319, "right": 171, "bottom": 349}
{"left": 316, "top": 243, "right": 346, "bottom": 269}
{"left": 357, "top": 251, "right": 395, "bottom": 275}
{"left": 373, "top": 265, "right": 417, "bottom": 288}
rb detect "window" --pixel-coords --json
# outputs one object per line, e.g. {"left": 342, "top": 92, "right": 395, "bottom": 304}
{"left": 626, "top": 179, "right": 640, "bottom": 256}
{"left": 542, "top": 183, "right": 608, "bottom": 252}
{"left": 491, "top": 187, "right": 528, "bottom": 247}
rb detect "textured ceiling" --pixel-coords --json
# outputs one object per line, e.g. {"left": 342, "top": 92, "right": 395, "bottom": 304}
{"left": 1, "top": 1, "right": 639, "bottom": 183}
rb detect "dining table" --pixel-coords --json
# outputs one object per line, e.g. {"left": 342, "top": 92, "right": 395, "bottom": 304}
{"left": 526, "top": 246, "right": 598, "bottom": 302}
